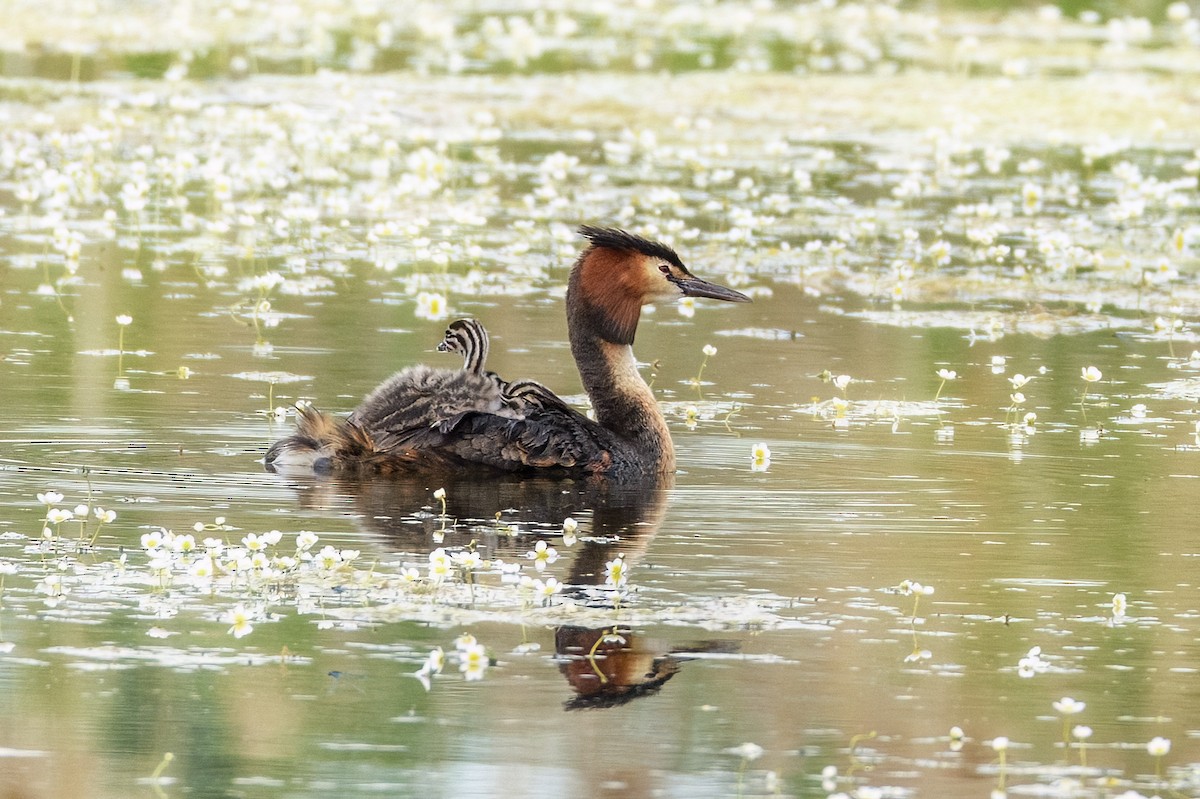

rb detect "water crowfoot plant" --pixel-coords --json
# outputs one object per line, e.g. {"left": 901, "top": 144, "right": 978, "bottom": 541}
{"left": 1021, "top": 412, "right": 1037, "bottom": 436}
{"left": 897, "top": 579, "right": 934, "bottom": 621}
{"left": 1079, "top": 366, "right": 1103, "bottom": 423}
{"left": 1005, "top": 374, "right": 1032, "bottom": 427}
{"left": 148, "top": 751, "right": 174, "bottom": 787}
{"left": 525, "top": 540, "right": 558, "bottom": 572}
{"left": 433, "top": 487, "right": 447, "bottom": 519}
{"left": 261, "top": 378, "right": 287, "bottom": 423}
{"left": 415, "top": 292, "right": 449, "bottom": 322}
{"left": 721, "top": 402, "right": 743, "bottom": 433}
{"left": 896, "top": 580, "right": 935, "bottom": 662}
{"left": 691, "top": 343, "right": 718, "bottom": 396}
{"left": 115, "top": 314, "right": 132, "bottom": 389}
{"left": 531, "top": 577, "right": 562, "bottom": 605}
{"left": 1017, "top": 646, "right": 1049, "bottom": 678}
{"left": 605, "top": 554, "right": 629, "bottom": 610}
{"left": 820, "top": 764, "right": 838, "bottom": 793}
{"left": 991, "top": 736, "right": 1009, "bottom": 794}
{"left": 415, "top": 646, "right": 445, "bottom": 691}
{"left": 934, "top": 368, "right": 956, "bottom": 423}
{"left": 1147, "top": 736, "right": 1171, "bottom": 783}
{"left": 1052, "top": 697, "right": 1085, "bottom": 753}
{"left": 224, "top": 603, "right": 255, "bottom": 638}
{"left": 750, "top": 442, "right": 771, "bottom": 471}
{"left": 455, "top": 634, "right": 489, "bottom": 681}
{"left": 571, "top": 627, "right": 630, "bottom": 697}
{"left": 830, "top": 396, "right": 850, "bottom": 428}
{"left": 726, "top": 741, "right": 763, "bottom": 798}
{"left": 561, "top": 517, "right": 578, "bottom": 547}
{"left": 1111, "top": 592, "right": 1127, "bottom": 623}
{"left": 87, "top": 506, "right": 117, "bottom": 547}
{"left": 1071, "top": 725, "right": 1091, "bottom": 768}
{"left": 44, "top": 506, "right": 75, "bottom": 550}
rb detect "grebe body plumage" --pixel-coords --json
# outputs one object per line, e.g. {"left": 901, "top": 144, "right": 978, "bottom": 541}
{"left": 265, "top": 226, "right": 750, "bottom": 478}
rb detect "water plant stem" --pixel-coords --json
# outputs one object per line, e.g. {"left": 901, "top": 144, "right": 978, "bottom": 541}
{"left": 150, "top": 752, "right": 174, "bottom": 781}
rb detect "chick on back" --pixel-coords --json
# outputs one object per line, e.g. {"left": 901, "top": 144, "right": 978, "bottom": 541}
{"left": 437, "top": 319, "right": 493, "bottom": 378}
{"left": 438, "top": 317, "right": 574, "bottom": 414}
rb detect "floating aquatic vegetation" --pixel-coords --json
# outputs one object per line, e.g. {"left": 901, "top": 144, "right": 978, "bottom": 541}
{"left": 750, "top": 442, "right": 771, "bottom": 472}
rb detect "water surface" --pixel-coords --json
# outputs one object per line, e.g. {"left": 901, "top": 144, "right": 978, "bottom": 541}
{"left": 2, "top": 3, "right": 1200, "bottom": 798}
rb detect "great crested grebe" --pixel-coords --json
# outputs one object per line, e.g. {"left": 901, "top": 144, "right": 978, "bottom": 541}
{"left": 265, "top": 225, "right": 750, "bottom": 478}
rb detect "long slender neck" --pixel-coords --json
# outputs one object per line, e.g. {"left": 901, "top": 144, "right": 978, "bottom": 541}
{"left": 462, "top": 324, "right": 488, "bottom": 375}
{"left": 567, "top": 262, "right": 675, "bottom": 473}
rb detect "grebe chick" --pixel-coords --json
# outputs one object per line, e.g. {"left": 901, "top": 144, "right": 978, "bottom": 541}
{"left": 265, "top": 225, "right": 750, "bottom": 478}
{"left": 503, "top": 378, "right": 575, "bottom": 413}
{"left": 440, "top": 318, "right": 572, "bottom": 413}
{"left": 437, "top": 319, "right": 492, "bottom": 377}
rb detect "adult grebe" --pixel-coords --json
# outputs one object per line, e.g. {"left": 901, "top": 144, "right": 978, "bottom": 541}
{"left": 265, "top": 225, "right": 750, "bottom": 478}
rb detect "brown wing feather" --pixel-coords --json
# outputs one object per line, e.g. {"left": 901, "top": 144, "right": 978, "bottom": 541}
{"left": 383, "top": 404, "right": 617, "bottom": 475}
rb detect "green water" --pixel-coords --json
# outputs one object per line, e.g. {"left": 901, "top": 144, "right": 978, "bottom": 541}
{"left": 3, "top": 2, "right": 1200, "bottom": 798}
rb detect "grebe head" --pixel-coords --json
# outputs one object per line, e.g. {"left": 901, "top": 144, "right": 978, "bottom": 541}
{"left": 437, "top": 318, "right": 489, "bottom": 374}
{"left": 571, "top": 226, "right": 751, "bottom": 345}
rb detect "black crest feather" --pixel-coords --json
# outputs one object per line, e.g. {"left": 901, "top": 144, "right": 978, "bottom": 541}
{"left": 578, "top": 225, "right": 684, "bottom": 269}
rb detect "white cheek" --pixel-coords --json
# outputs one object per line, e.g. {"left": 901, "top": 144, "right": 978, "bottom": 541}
{"left": 646, "top": 281, "right": 683, "bottom": 303}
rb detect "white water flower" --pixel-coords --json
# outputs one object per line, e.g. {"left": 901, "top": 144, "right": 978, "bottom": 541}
{"left": 728, "top": 742, "right": 764, "bottom": 761}
{"left": 224, "top": 604, "right": 254, "bottom": 638}
{"left": 1017, "top": 646, "right": 1048, "bottom": 678}
{"left": 605, "top": 555, "right": 628, "bottom": 588}
{"left": 458, "top": 642, "right": 489, "bottom": 681}
{"left": 751, "top": 442, "right": 771, "bottom": 471}
{"left": 526, "top": 540, "right": 558, "bottom": 572}
{"left": 415, "top": 292, "right": 448, "bottom": 321}
{"left": 562, "top": 517, "right": 578, "bottom": 546}
{"left": 532, "top": 577, "right": 562, "bottom": 601}
{"left": 1053, "top": 697, "right": 1085, "bottom": 715}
